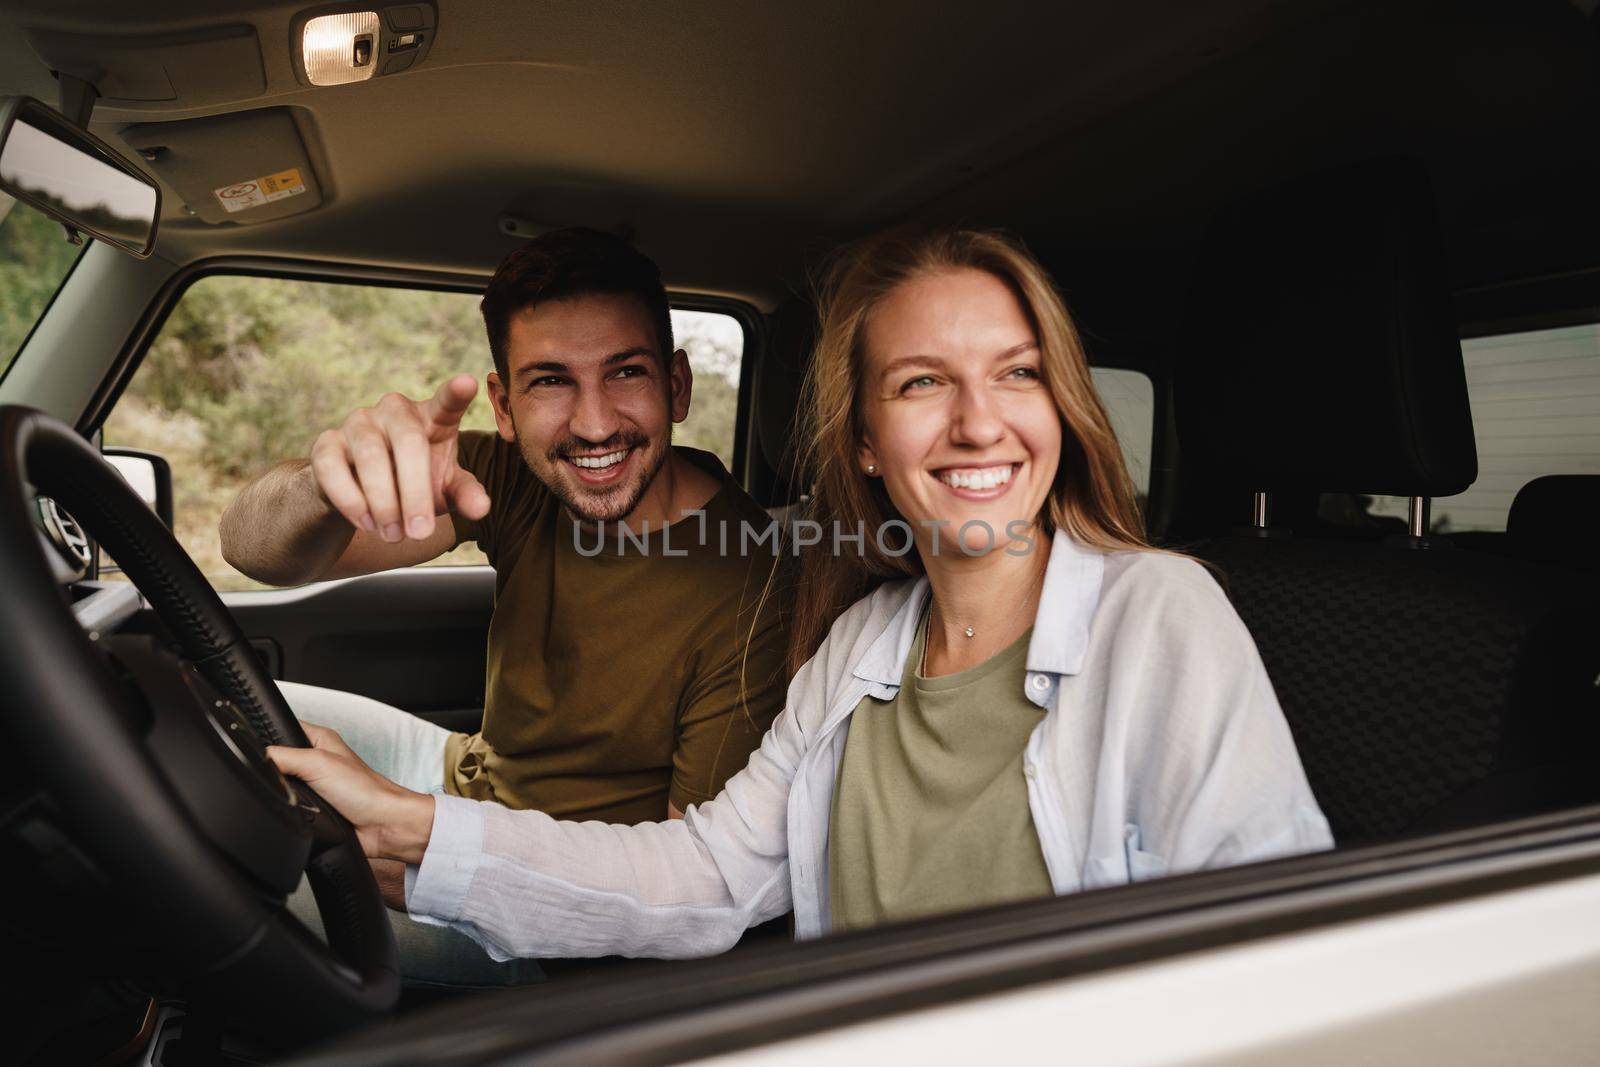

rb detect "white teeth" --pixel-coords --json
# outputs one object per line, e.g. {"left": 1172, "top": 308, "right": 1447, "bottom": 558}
{"left": 938, "top": 465, "right": 1014, "bottom": 490}
{"left": 572, "top": 450, "right": 627, "bottom": 469}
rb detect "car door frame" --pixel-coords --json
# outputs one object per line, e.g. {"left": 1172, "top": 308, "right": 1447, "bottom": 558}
{"left": 298, "top": 804, "right": 1600, "bottom": 1065}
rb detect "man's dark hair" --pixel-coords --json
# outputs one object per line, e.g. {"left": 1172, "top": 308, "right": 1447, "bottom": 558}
{"left": 480, "top": 227, "right": 674, "bottom": 382}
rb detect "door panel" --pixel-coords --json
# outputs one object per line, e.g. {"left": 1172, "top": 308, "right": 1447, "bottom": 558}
{"left": 217, "top": 565, "right": 493, "bottom": 732}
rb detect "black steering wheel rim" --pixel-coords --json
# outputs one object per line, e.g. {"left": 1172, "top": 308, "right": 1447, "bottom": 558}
{"left": 0, "top": 405, "right": 397, "bottom": 1047}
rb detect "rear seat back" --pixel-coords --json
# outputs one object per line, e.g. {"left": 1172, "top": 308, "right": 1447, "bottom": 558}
{"left": 1177, "top": 159, "right": 1600, "bottom": 844}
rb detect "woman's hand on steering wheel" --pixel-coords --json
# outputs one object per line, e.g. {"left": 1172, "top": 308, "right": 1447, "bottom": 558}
{"left": 268, "top": 724, "right": 436, "bottom": 866}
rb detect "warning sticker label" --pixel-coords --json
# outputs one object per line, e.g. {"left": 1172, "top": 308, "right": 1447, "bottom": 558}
{"left": 214, "top": 168, "right": 307, "bottom": 213}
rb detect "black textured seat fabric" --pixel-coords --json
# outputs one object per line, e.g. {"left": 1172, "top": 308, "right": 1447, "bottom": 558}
{"left": 1179, "top": 159, "right": 1600, "bottom": 845}
{"left": 1198, "top": 536, "right": 1599, "bottom": 842}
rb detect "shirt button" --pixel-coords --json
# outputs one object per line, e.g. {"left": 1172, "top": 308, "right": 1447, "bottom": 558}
{"left": 1024, "top": 762, "right": 1037, "bottom": 779}
{"left": 1029, "top": 673, "right": 1050, "bottom": 691}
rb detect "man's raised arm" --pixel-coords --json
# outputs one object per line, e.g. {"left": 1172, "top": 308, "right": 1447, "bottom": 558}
{"left": 219, "top": 374, "right": 491, "bottom": 586}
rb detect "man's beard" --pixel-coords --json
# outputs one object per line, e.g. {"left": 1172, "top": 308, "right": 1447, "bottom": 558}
{"left": 512, "top": 426, "right": 670, "bottom": 525}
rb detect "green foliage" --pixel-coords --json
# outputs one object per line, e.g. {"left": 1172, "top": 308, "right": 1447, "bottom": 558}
{"left": 673, "top": 315, "right": 741, "bottom": 464}
{"left": 127, "top": 277, "right": 494, "bottom": 480}
{"left": 0, "top": 200, "right": 87, "bottom": 373}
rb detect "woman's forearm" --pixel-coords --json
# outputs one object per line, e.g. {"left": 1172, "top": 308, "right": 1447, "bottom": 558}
{"left": 376, "top": 791, "right": 435, "bottom": 865}
{"left": 410, "top": 797, "right": 775, "bottom": 959}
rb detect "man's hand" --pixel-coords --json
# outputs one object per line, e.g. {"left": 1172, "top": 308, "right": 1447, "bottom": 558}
{"left": 267, "top": 723, "right": 435, "bottom": 865}
{"left": 309, "top": 373, "right": 491, "bottom": 544}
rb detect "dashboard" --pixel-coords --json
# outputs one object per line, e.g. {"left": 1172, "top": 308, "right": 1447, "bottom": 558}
{"left": 33, "top": 492, "right": 144, "bottom": 634}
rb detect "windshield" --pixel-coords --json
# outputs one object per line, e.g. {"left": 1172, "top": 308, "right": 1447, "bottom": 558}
{"left": 0, "top": 193, "right": 90, "bottom": 382}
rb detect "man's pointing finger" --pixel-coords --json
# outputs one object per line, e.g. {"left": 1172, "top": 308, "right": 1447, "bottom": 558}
{"left": 423, "top": 374, "right": 479, "bottom": 429}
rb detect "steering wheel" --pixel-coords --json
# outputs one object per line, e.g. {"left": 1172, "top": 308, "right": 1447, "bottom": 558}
{"left": 0, "top": 406, "right": 398, "bottom": 1048}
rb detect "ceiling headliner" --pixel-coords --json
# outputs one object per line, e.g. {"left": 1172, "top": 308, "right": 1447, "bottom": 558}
{"left": 0, "top": 0, "right": 1596, "bottom": 321}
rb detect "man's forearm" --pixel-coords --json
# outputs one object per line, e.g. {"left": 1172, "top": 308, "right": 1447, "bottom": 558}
{"left": 220, "top": 460, "right": 355, "bottom": 585}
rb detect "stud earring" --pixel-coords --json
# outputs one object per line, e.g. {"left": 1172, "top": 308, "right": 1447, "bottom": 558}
{"left": 866, "top": 464, "right": 877, "bottom": 475}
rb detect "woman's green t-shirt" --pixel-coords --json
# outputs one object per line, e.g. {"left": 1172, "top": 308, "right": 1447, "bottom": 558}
{"left": 828, "top": 609, "right": 1054, "bottom": 931}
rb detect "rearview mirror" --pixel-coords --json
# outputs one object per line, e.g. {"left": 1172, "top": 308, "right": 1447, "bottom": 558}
{"left": 0, "top": 96, "right": 160, "bottom": 258}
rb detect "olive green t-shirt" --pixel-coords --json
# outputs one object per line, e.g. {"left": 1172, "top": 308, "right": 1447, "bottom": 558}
{"left": 444, "top": 431, "right": 791, "bottom": 824}
{"left": 828, "top": 609, "right": 1053, "bottom": 930}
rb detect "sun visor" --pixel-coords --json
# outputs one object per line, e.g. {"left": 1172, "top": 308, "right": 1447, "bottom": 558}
{"left": 121, "top": 110, "right": 323, "bottom": 225}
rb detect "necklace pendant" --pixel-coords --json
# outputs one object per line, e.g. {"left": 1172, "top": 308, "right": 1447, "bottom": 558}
{"left": 963, "top": 626, "right": 975, "bottom": 638}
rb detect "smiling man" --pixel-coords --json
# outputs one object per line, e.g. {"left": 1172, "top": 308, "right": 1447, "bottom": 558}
{"left": 220, "top": 230, "right": 791, "bottom": 978}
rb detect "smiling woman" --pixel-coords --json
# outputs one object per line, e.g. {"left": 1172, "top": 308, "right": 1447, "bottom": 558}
{"left": 788, "top": 227, "right": 1151, "bottom": 674}
{"left": 857, "top": 272, "right": 1062, "bottom": 560}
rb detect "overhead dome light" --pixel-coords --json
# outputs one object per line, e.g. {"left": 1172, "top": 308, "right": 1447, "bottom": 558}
{"left": 301, "top": 11, "right": 380, "bottom": 86}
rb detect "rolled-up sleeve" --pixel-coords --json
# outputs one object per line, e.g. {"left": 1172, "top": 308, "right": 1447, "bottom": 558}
{"left": 406, "top": 793, "right": 487, "bottom": 922}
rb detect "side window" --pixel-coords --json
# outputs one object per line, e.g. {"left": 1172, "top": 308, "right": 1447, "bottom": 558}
{"left": 0, "top": 196, "right": 90, "bottom": 380}
{"left": 1091, "top": 366, "right": 1155, "bottom": 509}
{"left": 1360, "top": 323, "right": 1600, "bottom": 532}
{"left": 670, "top": 308, "right": 745, "bottom": 472}
{"left": 102, "top": 275, "right": 746, "bottom": 590}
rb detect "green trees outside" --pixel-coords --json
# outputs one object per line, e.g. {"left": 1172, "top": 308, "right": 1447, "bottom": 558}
{"left": 0, "top": 199, "right": 87, "bottom": 372}
{"left": 102, "top": 274, "right": 742, "bottom": 589}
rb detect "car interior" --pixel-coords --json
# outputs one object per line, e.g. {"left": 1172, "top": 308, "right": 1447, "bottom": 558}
{"left": 2, "top": 0, "right": 1599, "bottom": 1063}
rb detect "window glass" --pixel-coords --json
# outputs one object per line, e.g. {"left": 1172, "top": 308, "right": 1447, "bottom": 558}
{"left": 0, "top": 194, "right": 90, "bottom": 380}
{"left": 670, "top": 308, "right": 744, "bottom": 471}
{"left": 1091, "top": 366, "right": 1155, "bottom": 507}
{"left": 102, "top": 275, "right": 745, "bottom": 590}
{"left": 1363, "top": 323, "right": 1600, "bottom": 532}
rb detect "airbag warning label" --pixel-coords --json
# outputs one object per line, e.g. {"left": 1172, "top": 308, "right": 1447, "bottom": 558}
{"left": 214, "top": 169, "right": 307, "bottom": 213}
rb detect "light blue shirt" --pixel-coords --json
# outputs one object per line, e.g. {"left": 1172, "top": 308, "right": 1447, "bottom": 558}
{"left": 406, "top": 530, "right": 1333, "bottom": 958}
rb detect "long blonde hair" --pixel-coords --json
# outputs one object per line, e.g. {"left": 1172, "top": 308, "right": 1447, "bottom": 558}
{"left": 787, "top": 226, "right": 1153, "bottom": 674}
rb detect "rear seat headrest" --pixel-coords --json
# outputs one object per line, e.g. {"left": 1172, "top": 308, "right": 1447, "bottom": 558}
{"left": 1508, "top": 475, "right": 1599, "bottom": 568}
{"left": 1177, "top": 157, "right": 1477, "bottom": 498}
